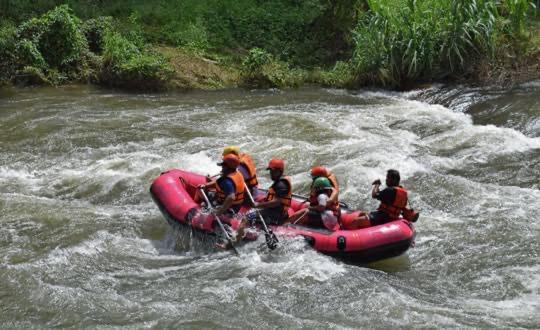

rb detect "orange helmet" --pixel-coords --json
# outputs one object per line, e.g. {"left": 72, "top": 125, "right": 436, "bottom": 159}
{"left": 310, "top": 166, "right": 328, "bottom": 178}
{"left": 266, "top": 158, "right": 285, "bottom": 171}
{"left": 217, "top": 153, "right": 240, "bottom": 169}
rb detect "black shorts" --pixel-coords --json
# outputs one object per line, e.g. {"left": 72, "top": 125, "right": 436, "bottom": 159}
{"left": 259, "top": 208, "right": 287, "bottom": 226}
{"left": 305, "top": 211, "right": 325, "bottom": 228}
{"left": 369, "top": 210, "right": 390, "bottom": 226}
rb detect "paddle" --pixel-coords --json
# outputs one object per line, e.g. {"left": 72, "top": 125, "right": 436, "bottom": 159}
{"left": 198, "top": 187, "right": 240, "bottom": 256}
{"left": 243, "top": 183, "right": 278, "bottom": 250}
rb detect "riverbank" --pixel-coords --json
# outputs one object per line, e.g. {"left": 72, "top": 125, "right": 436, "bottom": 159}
{"left": 1, "top": 1, "right": 539, "bottom": 91}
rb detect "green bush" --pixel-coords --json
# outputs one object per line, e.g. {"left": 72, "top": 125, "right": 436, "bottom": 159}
{"left": 16, "top": 5, "right": 88, "bottom": 70}
{"left": 82, "top": 16, "right": 113, "bottom": 54}
{"left": 314, "top": 61, "right": 356, "bottom": 88}
{"left": 100, "top": 31, "right": 173, "bottom": 90}
{"left": 0, "top": 24, "right": 18, "bottom": 84}
{"left": 240, "top": 47, "right": 306, "bottom": 88}
{"left": 15, "top": 39, "right": 47, "bottom": 70}
{"left": 241, "top": 48, "right": 272, "bottom": 72}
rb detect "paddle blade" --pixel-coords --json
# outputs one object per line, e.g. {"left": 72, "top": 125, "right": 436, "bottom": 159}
{"left": 265, "top": 231, "right": 279, "bottom": 250}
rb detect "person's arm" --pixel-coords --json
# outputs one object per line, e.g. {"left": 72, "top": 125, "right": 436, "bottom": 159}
{"left": 310, "top": 194, "right": 327, "bottom": 212}
{"left": 327, "top": 187, "right": 338, "bottom": 205}
{"left": 256, "top": 198, "right": 281, "bottom": 209}
{"left": 213, "top": 178, "right": 235, "bottom": 215}
{"left": 200, "top": 180, "right": 217, "bottom": 190}
{"left": 371, "top": 179, "right": 382, "bottom": 198}
{"left": 215, "top": 194, "right": 234, "bottom": 215}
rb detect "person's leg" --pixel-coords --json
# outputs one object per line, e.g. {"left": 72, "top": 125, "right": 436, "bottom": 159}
{"left": 368, "top": 210, "right": 390, "bottom": 226}
{"left": 303, "top": 211, "right": 324, "bottom": 228}
{"left": 285, "top": 208, "right": 309, "bottom": 225}
{"left": 259, "top": 208, "right": 279, "bottom": 226}
{"left": 341, "top": 211, "right": 370, "bottom": 229}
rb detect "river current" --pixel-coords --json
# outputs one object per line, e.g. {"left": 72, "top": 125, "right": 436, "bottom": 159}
{"left": 1, "top": 83, "right": 539, "bottom": 328}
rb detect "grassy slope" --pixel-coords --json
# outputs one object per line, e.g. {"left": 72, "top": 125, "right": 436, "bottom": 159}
{"left": 157, "top": 47, "right": 239, "bottom": 90}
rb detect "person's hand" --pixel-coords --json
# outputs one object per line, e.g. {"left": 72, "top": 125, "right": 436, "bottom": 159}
{"left": 372, "top": 179, "right": 382, "bottom": 186}
{"left": 253, "top": 202, "right": 260, "bottom": 208}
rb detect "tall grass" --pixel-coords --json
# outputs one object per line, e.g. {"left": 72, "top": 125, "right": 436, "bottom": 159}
{"left": 352, "top": 0, "right": 503, "bottom": 87}
{"left": 352, "top": 0, "right": 535, "bottom": 87}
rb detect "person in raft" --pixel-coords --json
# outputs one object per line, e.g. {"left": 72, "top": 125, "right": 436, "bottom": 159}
{"left": 369, "top": 169, "right": 419, "bottom": 225}
{"left": 250, "top": 158, "right": 292, "bottom": 226}
{"left": 287, "top": 177, "right": 340, "bottom": 230}
{"left": 309, "top": 165, "right": 340, "bottom": 212}
{"left": 221, "top": 145, "right": 259, "bottom": 197}
{"left": 196, "top": 153, "right": 245, "bottom": 216}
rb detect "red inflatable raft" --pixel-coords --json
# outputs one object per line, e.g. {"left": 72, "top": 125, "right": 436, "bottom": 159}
{"left": 150, "top": 169, "right": 415, "bottom": 262}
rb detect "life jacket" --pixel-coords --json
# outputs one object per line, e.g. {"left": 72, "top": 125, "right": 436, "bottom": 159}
{"left": 309, "top": 189, "right": 340, "bottom": 216}
{"left": 377, "top": 186, "right": 408, "bottom": 219}
{"left": 239, "top": 153, "right": 258, "bottom": 188}
{"left": 327, "top": 172, "right": 339, "bottom": 191}
{"left": 265, "top": 176, "right": 292, "bottom": 215}
{"left": 215, "top": 170, "right": 245, "bottom": 206}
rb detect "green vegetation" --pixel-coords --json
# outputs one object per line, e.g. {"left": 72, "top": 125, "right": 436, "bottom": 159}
{"left": 0, "top": 0, "right": 538, "bottom": 90}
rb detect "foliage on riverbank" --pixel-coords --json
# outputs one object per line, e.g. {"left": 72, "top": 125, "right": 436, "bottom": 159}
{"left": 0, "top": 1, "right": 538, "bottom": 90}
{"left": 351, "top": 0, "right": 539, "bottom": 87}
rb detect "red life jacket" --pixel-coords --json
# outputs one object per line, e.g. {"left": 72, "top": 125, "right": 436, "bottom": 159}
{"left": 215, "top": 171, "right": 245, "bottom": 205}
{"left": 378, "top": 186, "right": 408, "bottom": 219}
{"left": 239, "top": 153, "right": 258, "bottom": 188}
{"left": 309, "top": 189, "right": 340, "bottom": 216}
{"left": 265, "top": 176, "right": 292, "bottom": 215}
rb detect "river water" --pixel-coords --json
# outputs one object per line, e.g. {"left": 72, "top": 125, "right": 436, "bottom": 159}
{"left": 1, "top": 83, "right": 539, "bottom": 328}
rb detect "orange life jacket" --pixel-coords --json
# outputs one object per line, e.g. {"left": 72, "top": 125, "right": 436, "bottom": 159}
{"left": 378, "top": 186, "right": 408, "bottom": 219}
{"left": 239, "top": 153, "right": 258, "bottom": 188}
{"left": 309, "top": 189, "right": 340, "bottom": 216}
{"left": 215, "top": 170, "right": 245, "bottom": 205}
{"left": 327, "top": 172, "right": 339, "bottom": 191}
{"left": 265, "top": 176, "right": 292, "bottom": 215}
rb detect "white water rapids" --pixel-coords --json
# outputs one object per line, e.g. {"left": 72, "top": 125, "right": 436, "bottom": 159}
{"left": 0, "top": 84, "right": 538, "bottom": 328}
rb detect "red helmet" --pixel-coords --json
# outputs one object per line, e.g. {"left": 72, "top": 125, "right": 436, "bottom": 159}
{"left": 217, "top": 153, "right": 240, "bottom": 169}
{"left": 310, "top": 166, "right": 328, "bottom": 178}
{"left": 266, "top": 158, "right": 285, "bottom": 171}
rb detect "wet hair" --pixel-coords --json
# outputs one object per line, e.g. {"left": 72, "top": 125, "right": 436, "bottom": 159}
{"left": 386, "top": 169, "right": 400, "bottom": 186}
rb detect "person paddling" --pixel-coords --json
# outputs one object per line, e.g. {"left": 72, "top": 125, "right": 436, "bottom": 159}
{"left": 196, "top": 153, "right": 245, "bottom": 216}
{"left": 251, "top": 158, "right": 292, "bottom": 226}
{"left": 369, "top": 169, "right": 419, "bottom": 225}
{"left": 287, "top": 177, "right": 340, "bottom": 231}
{"left": 222, "top": 145, "right": 259, "bottom": 197}
{"left": 195, "top": 153, "right": 252, "bottom": 249}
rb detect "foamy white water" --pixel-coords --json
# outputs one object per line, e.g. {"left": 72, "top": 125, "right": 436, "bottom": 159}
{"left": 0, "top": 85, "right": 538, "bottom": 328}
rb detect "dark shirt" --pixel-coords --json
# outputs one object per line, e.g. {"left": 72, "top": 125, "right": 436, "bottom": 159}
{"left": 272, "top": 179, "right": 290, "bottom": 198}
{"left": 262, "top": 178, "right": 291, "bottom": 225}
{"left": 267, "top": 178, "right": 291, "bottom": 213}
{"left": 216, "top": 177, "right": 239, "bottom": 213}
{"left": 374, "top": 187, "right": 397, "bottom": 205}
{"left": 217, "top": 177, "right": 235, "bottom": 196}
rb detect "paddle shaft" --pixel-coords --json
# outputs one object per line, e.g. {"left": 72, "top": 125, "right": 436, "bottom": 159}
{"left": 198, "top": 188, "right": 239, "bottom": 255}
{"left": 243, "top": 183, "right": 272, "bottom": 235}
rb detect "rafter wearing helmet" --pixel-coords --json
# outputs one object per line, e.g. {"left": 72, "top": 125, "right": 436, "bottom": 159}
{"left": 222, "top": 145, "right": 259, "bottom": 196}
